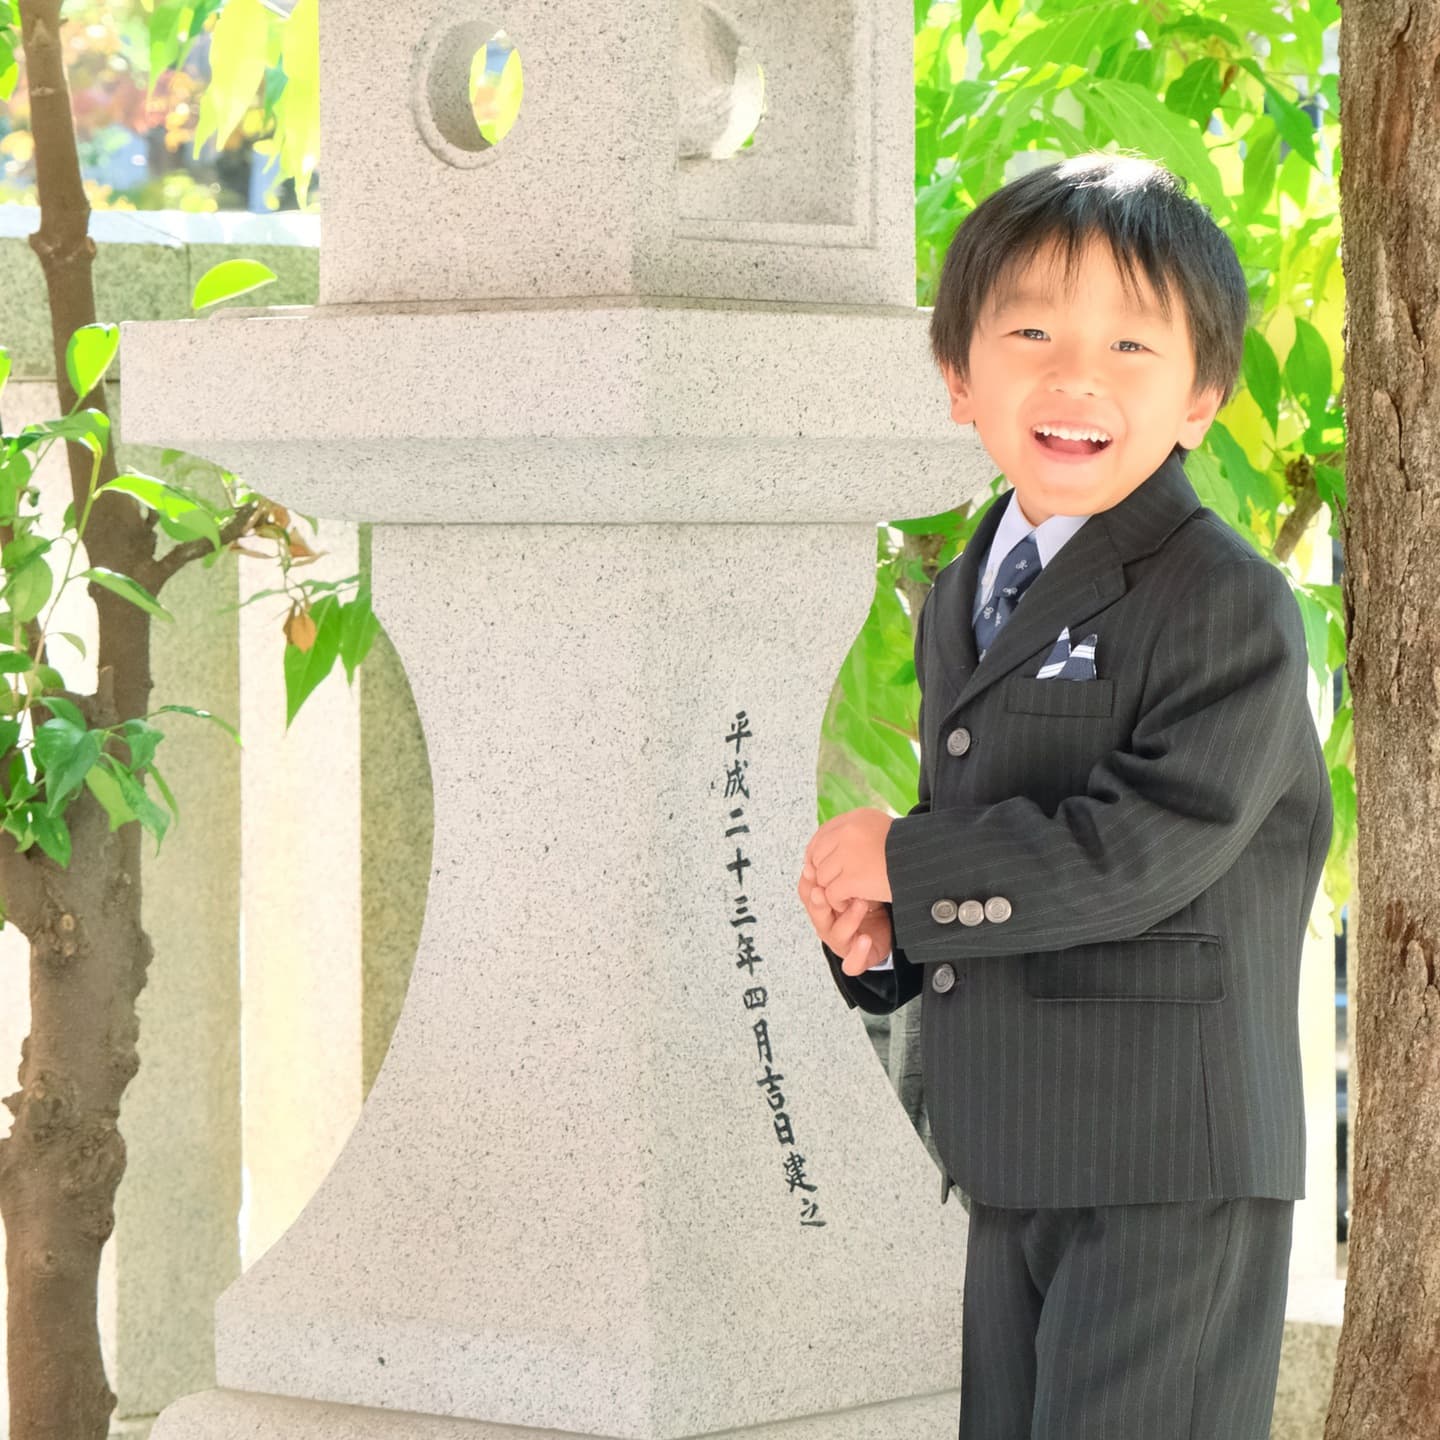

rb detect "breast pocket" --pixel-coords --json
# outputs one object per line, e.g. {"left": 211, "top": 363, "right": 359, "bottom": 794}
{"left": 1023, "top": 933, "right": 1225, "bottom": 1003}
{"left": 1003, "top": 676, "right": 1115, "bottom": 718}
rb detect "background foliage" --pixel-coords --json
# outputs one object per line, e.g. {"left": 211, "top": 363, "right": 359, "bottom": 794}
{"left": 824, "top": 0, "right": 1350, "bottom": 931}
{"left": 1, "top": 0, "right": 1352, "bottom": 924}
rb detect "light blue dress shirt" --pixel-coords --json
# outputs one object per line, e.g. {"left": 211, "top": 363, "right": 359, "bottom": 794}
{"left": 867, "top": 490, "right": 1091, "bottom": 970}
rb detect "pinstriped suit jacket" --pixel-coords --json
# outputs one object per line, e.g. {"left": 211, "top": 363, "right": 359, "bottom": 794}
{"left": 823, "top": 450, "right": 1334, "bottom": 1207}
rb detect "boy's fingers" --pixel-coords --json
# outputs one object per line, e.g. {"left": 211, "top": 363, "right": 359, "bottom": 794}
{"left": 833, "top": 896, "right": 868, "bottom": 956}
{"left": 797, "top": 869, "right": 841, "bottom": 936}
{"left": 840, "top": 931, "right": 872, "bottom": 976}
{"left": 797, "top": 871, "right": 863, "bottom": 948}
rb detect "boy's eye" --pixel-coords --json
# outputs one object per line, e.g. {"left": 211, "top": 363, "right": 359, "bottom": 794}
{"left": 1012, "top": 328, "right": 1147, "bottom": 353}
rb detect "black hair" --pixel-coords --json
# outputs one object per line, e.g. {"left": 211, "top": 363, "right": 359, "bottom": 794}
{"left": 928, "top": 152, "right": 1253, "bottom": 462}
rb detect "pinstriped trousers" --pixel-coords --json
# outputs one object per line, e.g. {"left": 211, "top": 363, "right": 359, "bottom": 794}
{"left": 958, "top": 1195, "right": 1295, "bottom": 1440}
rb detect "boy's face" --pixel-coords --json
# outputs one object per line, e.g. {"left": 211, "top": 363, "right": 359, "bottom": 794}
{"left": 939, "top": 235, "right": 1226, "bottom": 525}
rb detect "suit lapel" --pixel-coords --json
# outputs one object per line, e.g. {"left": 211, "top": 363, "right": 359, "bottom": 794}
{"left": 931, "top": 449, "right": 1205, "bottom": 729}
{"left": 917, "top": 483, "right": 1004, "bottom": 727}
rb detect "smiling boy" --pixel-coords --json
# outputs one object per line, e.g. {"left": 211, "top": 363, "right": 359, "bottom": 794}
{"left": 797, "top": 154, "right": 1333, "bottom": 1438}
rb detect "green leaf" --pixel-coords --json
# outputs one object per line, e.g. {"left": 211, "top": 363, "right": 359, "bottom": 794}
{"left": 4, "top": 554, "right": 53, "bottom": 625}
{"left": 2, "top": 531, "right": 48, "bottom": 570}
{"left": 0, "top": 446, "right": 34, "bottom": 518}
{"left": 1180, "top": 443, "right": 1240, "bottom": 531}
{"left": 98, "top": 471, "right": 224, "bottom": 554}
{"left": 1073, "top": 76, "right": 1231, "bottom": 221}
{"left": 1314, "top": 461, "right": 1346, "bottom": 509}
{"left": 1204, "top": 420, "right": 1275, "bottom": 530}
{"left": 888, "top": 506, "right": 965, "bottom": 534}
{"left": 992, "top": 4, "right": 1133, "bottom": 77}
{"left": 960, "top": 0, "right": 990, "bottom": 35}
{"left": 1043, "top": 108, "right": 1098, "bottom": 157}
{"left": 27, "top": 408, "right": 110, "bottom": 456}
{"left": 1237, "top": 114, "right": 1281, "bottom": 225}
{"left": 84, "top": 761, "right": 135, "bottom": 833}
{"left": 0, "top": 651, "right": 32, "bottom": 675}
{"left": 191, "top": 0, "right": 271, "bottom": 161}
{"left": 152, "top": 703, "right": 242, "bottom": 747}
{"left": 1241, "top": 328, "right": 1282, "bottom": 434}
{"left": 1322, "top": 695, "right": 1353, "bottom": 772}
{"left": 1284, "top": 316, "right": 1333, "bottom": 439}
{"left": 34, "top": 693, "right": 84, "bottom": 729}
{"left": 116, "top": 717, "right": 164, "bottom": 771}
{"left": 81, "top": 566, "right": 174, "bottom": 623}
{"left": 1165, "top": 58, "right": 1222, "bottom": 130}
{"left": 192, "top": 258, "right": 278, "bottom": 313}
{"left": 337, "top": 593, "right": 381, "bottom": 684}
{"left": 32, "top": 715, "right": 103, "bottom": 814}
{"left": 155, "top": 506, "right": 225, "bottom": 551}
{"left": 1233, "top": 58, "right": 1317, "bottom": 168}
{"left": 282, "top": 594, "right": 342, "bottom": 729}
{"left": 64, "top": 323, "right": 119, "bottom": 403}
{"left": 1278, "top": 144, "right": 1312, "bottom": 210}
{"left": 110, "top": 762, "right": 171, "bottom": 853}
{"left": 28, "top": 807, "right": 71, "bottom": 867}
{"left": 1291, "top": 581, "right": 1332, "bottom": 695}
{"left": 936, "top": 80, "right": 992, "bottom": 136}
{"left": 146, "top": 761, "right": 180, "bottom": 824}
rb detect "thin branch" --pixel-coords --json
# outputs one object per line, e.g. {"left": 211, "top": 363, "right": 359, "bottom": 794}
{"left": 142, "top": 500, "right": 262, "bottom": 596}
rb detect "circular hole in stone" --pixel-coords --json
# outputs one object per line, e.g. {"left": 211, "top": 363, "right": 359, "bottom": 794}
{"left": 416, "top": 15, "right": 523, "bottom": 160}
{"left": 678, "top": 2, "right": 765, "bottom": 160}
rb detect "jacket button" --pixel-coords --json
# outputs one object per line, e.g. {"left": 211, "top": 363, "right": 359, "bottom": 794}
{"left": 946, "top": 726, "right": 971, "bottom": 756}
{"left": 930, "top": 897, "right": 959, "bottom": 924}
{"left": 932, "top": 963, "right": 956, "bottom": 993}
{"left": 957, "top": 898, "right": 985, "bottom": 926}
{"left": 984, "top": 896, "right": 1012, "bottom": 923}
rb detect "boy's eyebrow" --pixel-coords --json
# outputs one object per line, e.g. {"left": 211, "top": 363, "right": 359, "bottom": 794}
{"left": 994, "top": 289, "right": 1166, "bottom": 319}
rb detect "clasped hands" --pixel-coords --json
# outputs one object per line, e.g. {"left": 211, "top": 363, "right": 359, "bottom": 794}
{"left": 795, "top": 806, "right": 894, "bottom": 978}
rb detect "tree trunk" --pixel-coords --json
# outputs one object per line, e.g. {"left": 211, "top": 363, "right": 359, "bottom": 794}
{"left": 0, "top": 3, "right": 167, "bottom": 1435}
{"left": 1330, "top": 3, "right": 1440, "bottom": 1436}
{"left": 0, "top": 791, "right": 150, "bottom": 1439}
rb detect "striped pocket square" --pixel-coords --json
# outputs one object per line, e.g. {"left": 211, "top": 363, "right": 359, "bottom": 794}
{"left": 1036, "top": 625, "right": 1098, "bottom": 681}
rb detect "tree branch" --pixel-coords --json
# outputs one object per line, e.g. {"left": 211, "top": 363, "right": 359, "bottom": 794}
{"left": 142, "top": 500, "right": 262, "bottom": 596}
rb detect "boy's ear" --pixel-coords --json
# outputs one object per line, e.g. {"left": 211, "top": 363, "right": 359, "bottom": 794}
{"left": 1176, "top": 383, "right": 1227, "bottom": 451}
{"left": 938, "top": 361, "right": 978, "bottom": 428}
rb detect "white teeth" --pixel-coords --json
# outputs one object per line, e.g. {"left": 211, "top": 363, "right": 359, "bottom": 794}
{"left": 1034, "top": 424, "right": 1112, "bottom": 443}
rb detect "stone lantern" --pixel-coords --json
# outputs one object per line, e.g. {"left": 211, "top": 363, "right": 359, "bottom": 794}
{"left": 122, "top": 3, "right": 982, "bottom": 1435}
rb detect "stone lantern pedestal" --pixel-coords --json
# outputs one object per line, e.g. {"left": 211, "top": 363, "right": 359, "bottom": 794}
{"left": 122, "top": 4, "right": 991, "bottom": 1435}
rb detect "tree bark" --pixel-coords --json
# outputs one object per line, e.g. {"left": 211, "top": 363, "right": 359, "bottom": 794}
{"left": 2, "top": 4, "right": 166, "bottom": 1435}
{"left": 1330, "top": 3, "right": 1440, "bottom": 1436}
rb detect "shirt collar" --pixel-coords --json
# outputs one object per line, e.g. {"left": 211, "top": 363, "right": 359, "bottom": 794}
{"left": 982, "top": 486, "right": 1091, "bottom": 587}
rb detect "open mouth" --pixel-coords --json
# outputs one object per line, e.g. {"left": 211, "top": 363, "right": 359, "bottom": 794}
{"left": 1032, "top": 427, "right": 1113, "bottom": 460}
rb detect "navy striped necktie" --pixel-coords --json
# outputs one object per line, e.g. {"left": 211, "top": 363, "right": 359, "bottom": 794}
{"left": 974, "top": 531, "right": 1041, "bottom": 661}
